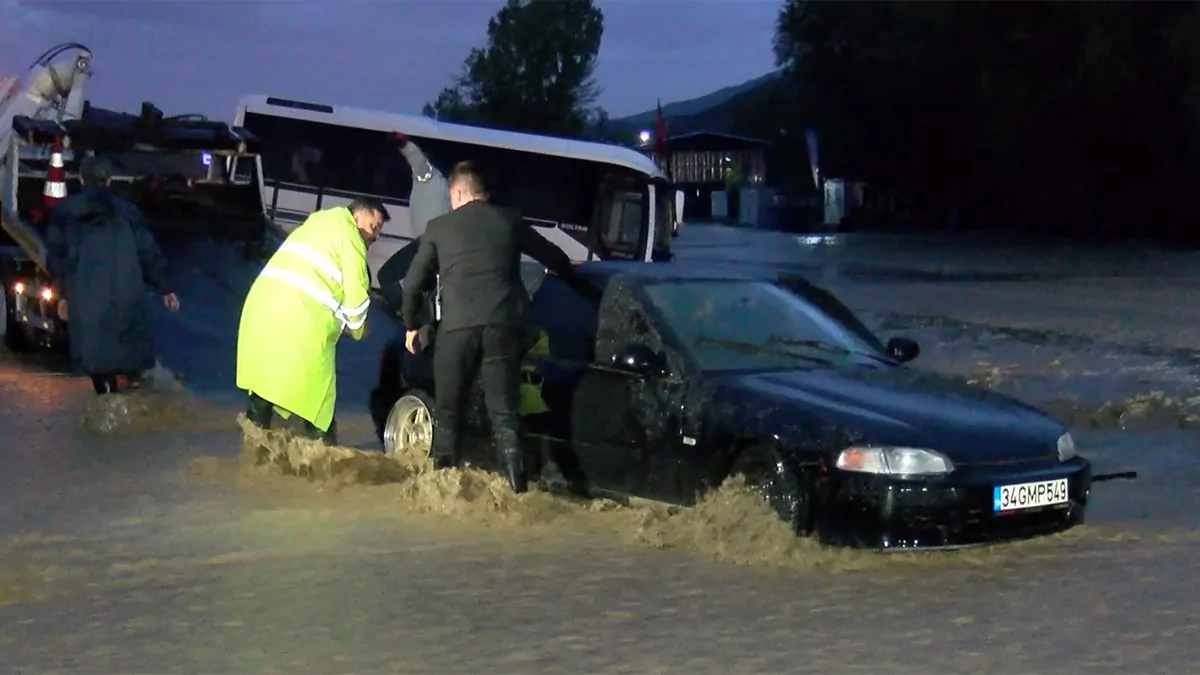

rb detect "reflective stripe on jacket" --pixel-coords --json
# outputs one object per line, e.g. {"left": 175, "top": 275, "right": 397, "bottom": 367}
{"left": 235, "top": 206, "right": 370, "bottom": 432}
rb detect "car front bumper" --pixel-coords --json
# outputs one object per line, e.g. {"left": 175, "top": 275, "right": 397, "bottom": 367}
{"left": 819, "top": 457, "right": 1093, "bottom": 550}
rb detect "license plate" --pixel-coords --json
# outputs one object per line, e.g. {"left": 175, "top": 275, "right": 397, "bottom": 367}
{"left": 993, "top": 478, "right": 1069, "bottom": 513}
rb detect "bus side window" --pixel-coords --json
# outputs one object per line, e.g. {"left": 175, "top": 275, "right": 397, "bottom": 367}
{"left": 321, "top": 124, "right": 374, "bottom": 196}
{"left": 371, "top": 148, "right": 413, "bottom": 201}
{"left": 501, "top": 151, "right": 594, "bottom": 232}
{"left": 454, "top": 143, "right": 506, "bottom": 202}
{"left": 340, "top": 128, "right": 414, "bottom": 201}
{"left": 242, "top": 112, "right": 331, "bottom": 187}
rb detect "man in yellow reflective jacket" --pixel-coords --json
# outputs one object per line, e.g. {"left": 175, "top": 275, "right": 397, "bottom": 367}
{"left": 236, "top": 198, "right": 389, "bottom": 444}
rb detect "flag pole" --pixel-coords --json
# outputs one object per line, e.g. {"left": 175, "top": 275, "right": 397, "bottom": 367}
{"left": 655, "top": 98, "right": 672, "bottom": 181}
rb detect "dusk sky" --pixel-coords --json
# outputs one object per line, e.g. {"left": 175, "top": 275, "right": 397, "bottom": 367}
{"left": 1, "top": 0, "right": 780, "bottom": 121}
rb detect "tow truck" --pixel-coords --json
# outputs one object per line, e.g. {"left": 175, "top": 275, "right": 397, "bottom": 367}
{"left": 1, "top": 43, "right": 278, "bottom": 355}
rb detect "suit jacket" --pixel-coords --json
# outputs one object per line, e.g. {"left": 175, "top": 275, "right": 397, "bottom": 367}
{"left": 400, "top": 200, "right": 574, "bottom": 332}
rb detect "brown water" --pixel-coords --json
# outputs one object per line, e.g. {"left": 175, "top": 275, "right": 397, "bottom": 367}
{"left": 57, "top": 359, "right": 1183, "bottom": 586}
{"left": 165, "top": 415, "right": 1143, "bottom": 577}
{"left": 1038, "top": 391, "right": 1200, "bottom": 430}
{"left": 79, "top": 388, "right": 232, "bottom": 435}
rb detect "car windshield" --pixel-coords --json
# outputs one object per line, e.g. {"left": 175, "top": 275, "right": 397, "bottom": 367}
{"left": 642, "top": 279, "right": 885, "bottom": 372}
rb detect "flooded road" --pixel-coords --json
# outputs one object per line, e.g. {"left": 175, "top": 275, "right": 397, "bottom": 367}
{"left": 3, "top": 226, "right": 1200, "bottom": 672}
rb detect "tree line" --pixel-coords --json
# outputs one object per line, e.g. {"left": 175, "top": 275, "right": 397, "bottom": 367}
{"left": 429, "top": 0, "right": 1200, "bottom": 241}
{"left": 771, "top": 1, "right": 1200, "bottom": 240}
{"left": 424, "top": 0, "right": 604, "bottom": 138}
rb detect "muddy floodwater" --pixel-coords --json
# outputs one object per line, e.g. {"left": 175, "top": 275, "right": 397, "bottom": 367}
{"left": 3, "top": 229, "right": 1200, "bottom": 672}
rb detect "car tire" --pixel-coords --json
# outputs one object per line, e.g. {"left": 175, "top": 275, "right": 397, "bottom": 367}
{"left": 382, "top": 389, "right": 436, "bottom": 459}
{"left": 50, "top": 328, "right": 69, "bottom": 355}
{"left": 2, "top": 287, "right": 32, "bottom": 353}
{"left": 729, "top": 443, "right": 813, "bottom": 536}
{"left": 370, "top": 343, "right": 403, "bottom": 444}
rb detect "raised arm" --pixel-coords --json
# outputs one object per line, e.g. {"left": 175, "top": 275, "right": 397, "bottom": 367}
{"left": 397, "top": 139, "right": 441, "bottom": 183}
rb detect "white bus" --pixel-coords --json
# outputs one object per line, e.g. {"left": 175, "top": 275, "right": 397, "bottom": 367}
{"left": 233, "top": 95, "right": 680, "bottom": 284}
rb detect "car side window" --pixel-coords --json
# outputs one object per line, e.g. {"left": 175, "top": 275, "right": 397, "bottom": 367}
{"left": 519, "top": 260, "right": 548, "bottom": 298}
{"left": 531, "top": 276, "right": 599, "bottom": 363}
{"left": 593, "top": 276, "right": 674, "bottom": 368}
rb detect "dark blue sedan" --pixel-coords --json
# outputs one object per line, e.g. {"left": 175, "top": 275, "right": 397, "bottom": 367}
{"left": 370, "top": 259, "right": 1092, "bottom": 550}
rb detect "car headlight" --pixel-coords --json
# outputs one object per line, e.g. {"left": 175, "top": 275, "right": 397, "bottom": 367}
{"left": 1057, "top": 432, "right": 1077, "bottom": 461}
{"left": 836, "top": 446, "right": 954, "bottom": 476}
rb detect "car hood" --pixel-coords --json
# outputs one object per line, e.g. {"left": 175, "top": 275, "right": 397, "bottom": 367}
{"left": 715, "top": 366, "right": 1064, "bottom": 463}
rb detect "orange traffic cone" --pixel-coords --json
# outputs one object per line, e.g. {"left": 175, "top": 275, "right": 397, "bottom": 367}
{"left": 43, "top": 135, "right": 67, "bottom": 213}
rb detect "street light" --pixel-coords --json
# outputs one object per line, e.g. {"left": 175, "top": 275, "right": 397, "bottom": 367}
{"left": 638, "top": 130, "right": 651, "bottom": 146}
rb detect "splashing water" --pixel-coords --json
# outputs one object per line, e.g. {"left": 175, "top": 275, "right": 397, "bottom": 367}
{"left": 79, "top": 363, "right": 224, "bottom": 434}
{"left": 218, "top": 416, "right": 1106, "bottom": 573}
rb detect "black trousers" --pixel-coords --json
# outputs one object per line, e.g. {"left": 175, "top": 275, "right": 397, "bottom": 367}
{"left": 432, "top": 323, "right": 523, "bottom": 461}
{"left": 90, "top": 370, "right": 141, "bottom": 395}
{"left": 91, "top": 372, "right": 121, "bottom": 395}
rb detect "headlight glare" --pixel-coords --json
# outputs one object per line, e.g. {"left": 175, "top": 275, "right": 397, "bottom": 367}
{"left": 1057, "top": 433, "right": 1077, "bottom": 461}
{"left": 836, "top": 446, "right": 954, "bottom": 476}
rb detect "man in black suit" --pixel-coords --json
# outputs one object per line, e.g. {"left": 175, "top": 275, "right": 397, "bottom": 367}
{"left": 400, "top": 161, "right": 581, "bottom": 493}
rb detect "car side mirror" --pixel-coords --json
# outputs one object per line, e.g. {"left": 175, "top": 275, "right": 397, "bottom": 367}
{"left": 611, "top": 342, "right": 666, "bottom": 376}
{"left": 885, "top": 336, "right": 920, "bottom": 363}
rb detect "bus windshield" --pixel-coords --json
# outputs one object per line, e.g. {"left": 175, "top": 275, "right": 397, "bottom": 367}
{"left": 654, "top": 179, "right": 675, "bottom": 258}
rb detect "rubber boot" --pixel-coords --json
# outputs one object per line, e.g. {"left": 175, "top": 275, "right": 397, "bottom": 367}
{"left": 498, "top": 444, "right": 527, "bottom": 494}
{"left": 242, "top": 393, "right": 274, "bottom": 468}
{"left": 91, "top": 373, "right": 117, "bottom": 395}
{"left": 245, "top": 394, "right": 274, "bottom": 429}
{"left": 492, "top": 424, "right": 528, "bottom": 493}
{"left": 430, "top": 418, "right": 459, "bottom": 469}
{"left": 504, "top": 449, "right": 528, "bottom": 494}
{"left": 302, "top": 419, "right": 338, "bottom": 446}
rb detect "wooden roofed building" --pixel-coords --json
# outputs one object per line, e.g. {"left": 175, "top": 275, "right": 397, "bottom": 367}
{"left": 645, "top": 131, "right": 770, "bottom": 220}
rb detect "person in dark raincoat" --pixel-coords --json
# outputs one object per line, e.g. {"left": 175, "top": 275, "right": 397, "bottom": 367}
{"left": 44, "top": 156, "right": 180, "bottom": 395}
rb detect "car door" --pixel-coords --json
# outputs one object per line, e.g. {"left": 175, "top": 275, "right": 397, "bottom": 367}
{"left": 525, "top": 271, "right": 599, "bottom": 484}
{"left": 459, "top": 262, "right": 555, "bottom": 432}
{"left": 570, "top": 278, "right": 683, "bottom": 503}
